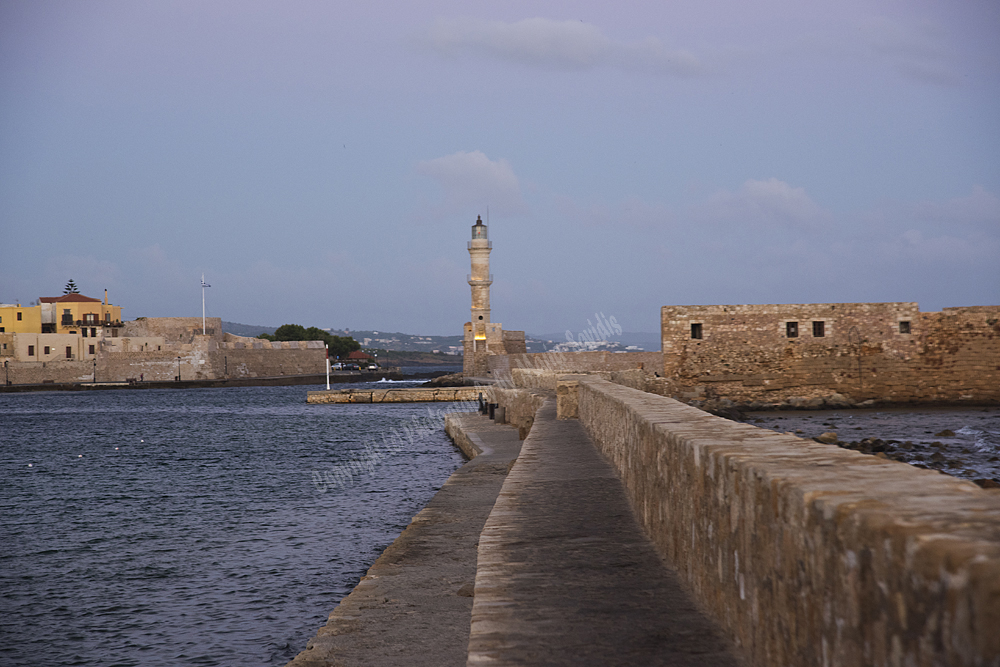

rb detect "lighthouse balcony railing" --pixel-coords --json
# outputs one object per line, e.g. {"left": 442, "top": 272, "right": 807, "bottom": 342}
{"left": 468, "top": 241, "right": 492, "bottom": 250}
{"left": 468, "top": 274, "right": 494, "bottom": 283}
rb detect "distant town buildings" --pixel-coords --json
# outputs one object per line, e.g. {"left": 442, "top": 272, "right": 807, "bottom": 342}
{"left": 1, "top": 291, "right": 123, "bottom": 363}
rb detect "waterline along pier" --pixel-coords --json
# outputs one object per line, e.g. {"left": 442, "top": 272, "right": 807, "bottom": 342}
{"left": 293, "top": 375, "right": 1000, "bottom": 666}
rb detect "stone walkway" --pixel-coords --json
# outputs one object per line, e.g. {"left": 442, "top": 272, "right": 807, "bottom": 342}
{"left": 288, "top": 404, "right": 743, "bottom": 666}
{"left": 468, "top": 399, "right": 743, "bottom": 666}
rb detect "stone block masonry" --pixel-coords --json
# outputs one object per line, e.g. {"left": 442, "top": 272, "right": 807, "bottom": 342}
{"left": 661, "top": 303, "right": 1000, "bottom": 405}
{"left": 572, "top": 375, "right": 1000, "bottom": 667}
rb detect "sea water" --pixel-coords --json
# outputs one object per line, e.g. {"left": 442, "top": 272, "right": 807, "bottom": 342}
{"left": 0, "top": 385, "right": 467, "bottom": 666}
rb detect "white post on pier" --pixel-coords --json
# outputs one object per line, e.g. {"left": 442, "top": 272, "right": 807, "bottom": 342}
{"left": 200, "top": 274, "right": 211, "bottom": 335}
{"left": 325, "top": 343, "right": 331, "bottom": 390}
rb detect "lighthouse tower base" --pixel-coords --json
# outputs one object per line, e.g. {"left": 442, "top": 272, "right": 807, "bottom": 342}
{"left": 463, "top": 322, "right": 526, "bottom": 378}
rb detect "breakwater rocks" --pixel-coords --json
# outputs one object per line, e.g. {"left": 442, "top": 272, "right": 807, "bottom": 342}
{"left": 821, "top": 433, "right": 1000, "bottom": 488}
{"left": 746, "top": 407, "right": 1000, "bottom": 487}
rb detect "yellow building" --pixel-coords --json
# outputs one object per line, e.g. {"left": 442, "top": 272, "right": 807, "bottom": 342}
{"left": 0, "top": 303, "right": 42, "bottom": 334}
{"left": 38, "top": 292, "right": 123, "bottom": 335}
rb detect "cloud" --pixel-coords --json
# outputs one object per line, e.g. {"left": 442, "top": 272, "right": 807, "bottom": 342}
{"left": 417, "top": 150, "right": 528, "bottom": 216}
{"left": 425, "top": 17, "right": 704, "bottom": 76}
{"left": 857, "top": 17, "right": 960, "bottom": 86}
{"left": 694, "top": 178, "right": 832, "bottom": 229}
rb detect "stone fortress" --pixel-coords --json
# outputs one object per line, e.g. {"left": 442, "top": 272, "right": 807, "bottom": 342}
{"left": 1, "top": 293, "right": 325, "bottom": 385}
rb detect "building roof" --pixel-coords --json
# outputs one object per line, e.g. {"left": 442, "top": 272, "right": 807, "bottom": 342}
{"left": 39, "top": 294, "right": 103, "bottom": 303}
{"left": 346, "top": 350, "right": 373, "bottom": 360}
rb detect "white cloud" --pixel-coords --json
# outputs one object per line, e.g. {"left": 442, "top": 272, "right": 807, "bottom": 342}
{"left": 417, "top": 150, "right": 528, "bottom": 216}
{"left": 695, "top": 178, "right": 832, "bottom": 229}
{"left": 425, "top": 17, "right": 704, "bottom": 76}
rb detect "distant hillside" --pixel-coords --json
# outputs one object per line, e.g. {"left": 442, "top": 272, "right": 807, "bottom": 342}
{"left": 222, "top": 321, "right": 277, "bottom": 337}
{"left": 528, "top": 331, "right": 661, "bottom": 352}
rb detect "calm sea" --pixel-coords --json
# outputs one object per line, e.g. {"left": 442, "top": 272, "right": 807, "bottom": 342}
{"left": 0, "top": 384, "right": 468, "bottom": 666}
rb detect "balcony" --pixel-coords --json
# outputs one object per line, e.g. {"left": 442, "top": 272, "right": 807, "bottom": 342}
{"left": 467, "top": 274, "right": 493, "bottom": 285}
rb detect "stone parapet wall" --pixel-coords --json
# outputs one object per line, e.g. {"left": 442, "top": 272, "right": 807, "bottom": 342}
{"left": 221, "top": 348, "right": 324, "bottom": 379}
{"left": 121, "top": 317, "right": 223, "bottom": 343}
{"left": 489, "top": 351, "right": 660, "bottom": 378}
{"left": 489, "top": 386, "right": 549, "bottom": 439}
{"left": 2, "top": 360, "right": 95, "bottom": 384}
{"left": 661, "top": 303, "right": 1000, "bottom": 405}
{"left": 573, "top": 376, "right": 1000, "bottom": 666}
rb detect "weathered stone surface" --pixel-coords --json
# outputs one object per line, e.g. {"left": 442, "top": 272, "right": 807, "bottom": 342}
{"left": 307, "top": 386, "right": 485, "bottom": 404}
{"left": 660, "top": 303, "right": 1000, "bottom": 405}
{"left": 468, "top": 399, "right": 742, "bottom": 666}
{"left": 574, "top": 376, "right": 1000, "bottom": 667}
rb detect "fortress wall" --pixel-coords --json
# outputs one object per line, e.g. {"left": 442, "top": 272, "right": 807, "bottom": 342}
{"left": 219, "top": 347, "right": 325, "bottom": 379}
{"left": 571, "top": 375, "right": 1000, "bottom": 667}
{"left": 3, "top": 360, "right": 95, "bottom": 384}
{"left": 121, "top": 317, "right": 223, "bottom": 343}
{"left": 661, "top": 304, "right": 1000, "bottom": 405}
{"left": 489, "top": 351, "right": 660, "bottom": 377}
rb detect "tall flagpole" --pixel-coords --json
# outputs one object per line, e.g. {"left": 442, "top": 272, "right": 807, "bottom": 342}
{"left": 201, "top": 274, "right": 211, "bottom": 335}
{"left": 325, "top": 343, "right": 331, "bottom": 390}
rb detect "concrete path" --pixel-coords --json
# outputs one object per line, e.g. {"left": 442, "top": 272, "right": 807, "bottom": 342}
{"left": 285, "top": 413, "right": 522, "bottom": 667}
{"left": 468, "top": 399, "right": 743, "bottom": 666}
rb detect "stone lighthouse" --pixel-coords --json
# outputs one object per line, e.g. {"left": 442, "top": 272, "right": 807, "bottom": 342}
{"left": 462, "top": 215, "right": 525, "bottom": 377}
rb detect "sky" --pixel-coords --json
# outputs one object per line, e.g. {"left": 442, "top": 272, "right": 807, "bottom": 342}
{"left": 1, "top": 0, "right": 998, "bottom": 337}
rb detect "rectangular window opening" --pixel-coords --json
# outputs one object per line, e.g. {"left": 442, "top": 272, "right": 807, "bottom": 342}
{"left": 28, "top": 345, "right": 34, "bottom": 356}
{"left": 812, "top": 321, "right": 825, "bottom": 337}
{"left": 44, "top": 346, "right": 51, "bottom": 355}
{"left": 690, "top": 323, "right": 703, "bottom": 340}
{"left": 899, "top": 321, "right": 911, "bottom": 334}
{"left": 786, "top": 321, "right": 799, "bottom": 338}
{"left": 66, "top": 346, "right": 72, "bottom": 359}
{"left": 82, "top": 328, "right": 88, "bottom": 338}
{"left": 17, "top": 312, "right": 22, "bottom": 321}
{"left": 89, "top": 345, "right": 95, "bottom": 355}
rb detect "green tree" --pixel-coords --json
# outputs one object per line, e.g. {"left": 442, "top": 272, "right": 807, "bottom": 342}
{"left": 63, "top": 279, "right": 80, "bottom": 294}
{"left": 273, "top": 323, "right": 307, "bottom": 341}
{"left": 327, "top": 335, "right": 361, "bottom": 360}
{"left": 258, "top": 324, "right": 361, "bottom": 360}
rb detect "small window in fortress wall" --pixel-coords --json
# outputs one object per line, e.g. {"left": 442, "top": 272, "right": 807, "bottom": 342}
{"left": 899, "top": 321, "right": 911, "bottom": 334}
{"left": 28, "top": 345, "right": 34, "bottom": 356}
{"left": 89, "top": 345, "right": 95, "bottom": 354}
{"left": 690, "top": 323, "right": 703, "bottom": 339}
{"left": 786, "top": 321, "right": 799, "bottom": 338}
{"left": 812, "top": 321, "right": 825, "bottom": 337}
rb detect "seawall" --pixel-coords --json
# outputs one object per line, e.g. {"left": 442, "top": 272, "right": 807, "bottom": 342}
{"left": 561, "top": 375, "right": 1000, "bottom": 666}
{"left": 307, "top": 386, "right": 487, "bottom": 404}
